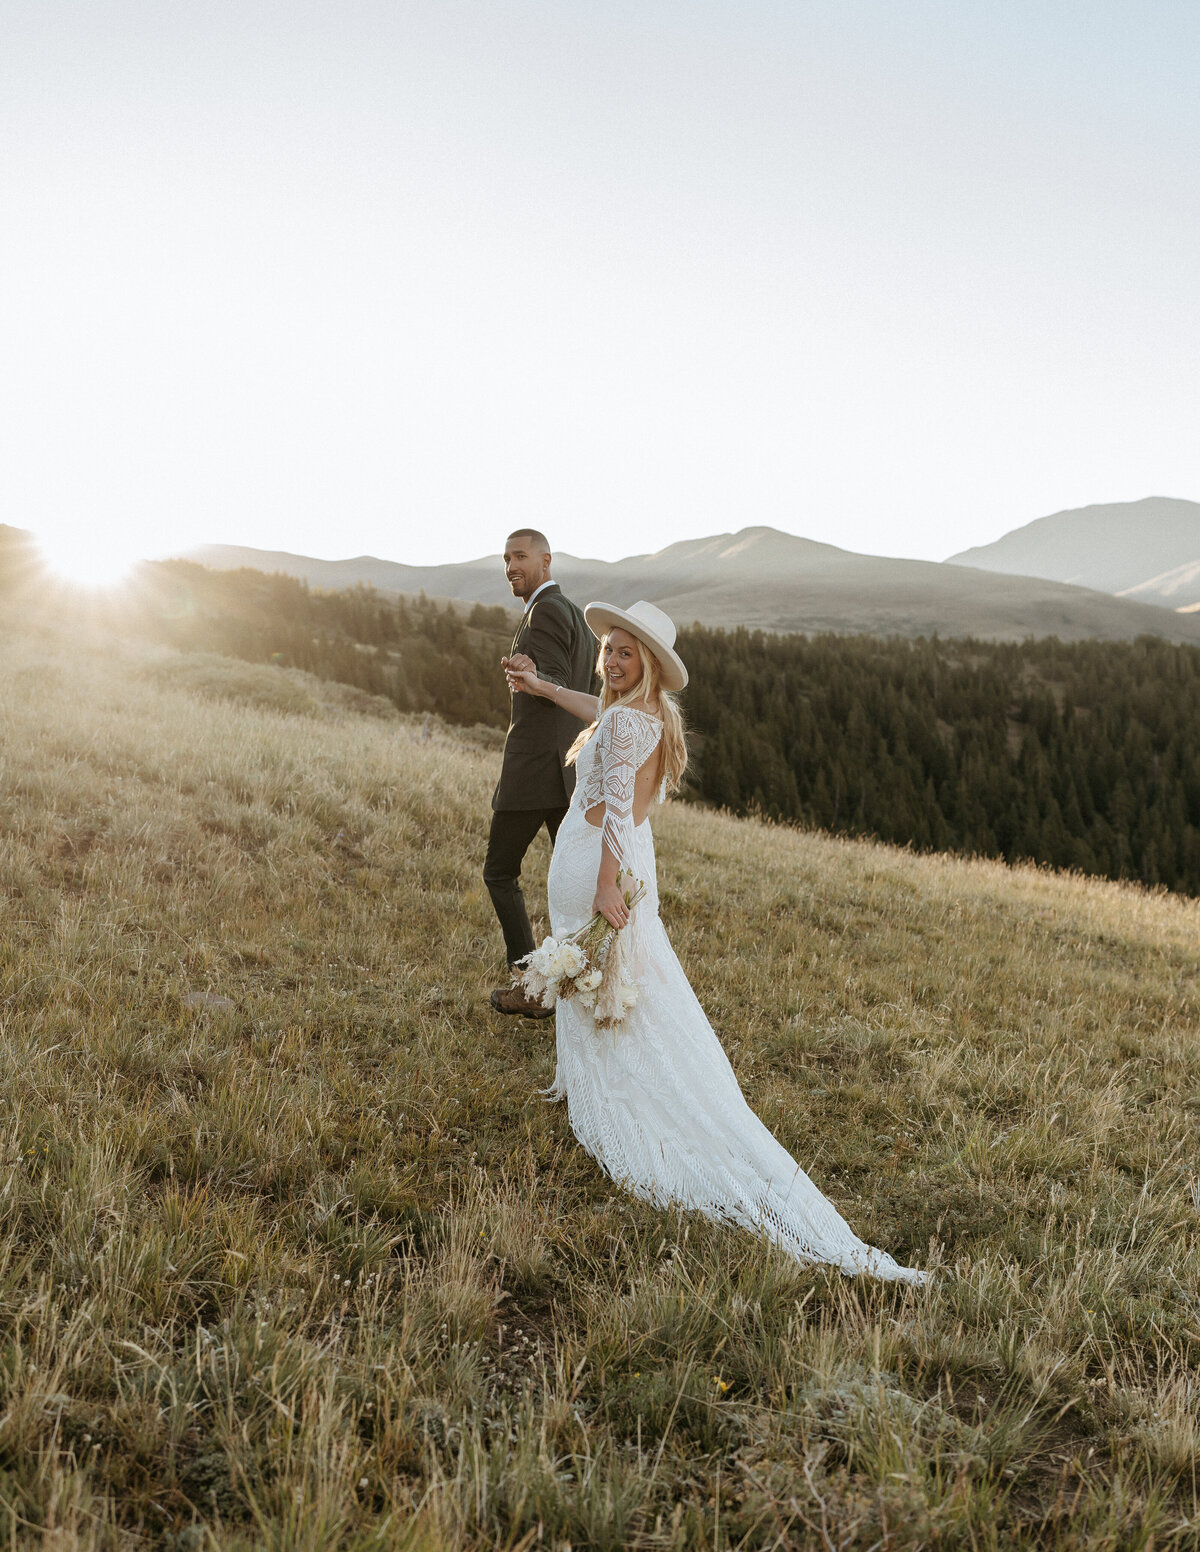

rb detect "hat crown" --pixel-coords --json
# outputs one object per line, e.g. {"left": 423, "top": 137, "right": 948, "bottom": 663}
{"left": 623, "top": 600, "right": 676, "bottom": 650}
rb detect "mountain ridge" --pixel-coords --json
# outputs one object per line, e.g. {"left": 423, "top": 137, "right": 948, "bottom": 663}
{"left": 946, "top": 497, "right": 1200, "bottom": 607}
{"left": 185, "top": 524, "right": 1200, "bottom": 644}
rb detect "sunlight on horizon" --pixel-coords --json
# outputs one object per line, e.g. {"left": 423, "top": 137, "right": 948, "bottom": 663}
{"left": 35, "top": 528, "right": 146, "bottom": 590}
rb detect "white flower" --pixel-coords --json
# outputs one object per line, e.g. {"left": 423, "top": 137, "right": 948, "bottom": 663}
{"left": 558, "top": 942, "right": 586, "bottom": 977}
{"left": 529, "top": 939, "right": 560, "bottom": 976}
{"left": 577, "top": 968, "right": 602, "bottom": 992}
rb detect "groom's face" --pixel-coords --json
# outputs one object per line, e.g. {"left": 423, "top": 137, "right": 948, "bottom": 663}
{"left": 503, "top": 536, "right": 551, "bottom": 600}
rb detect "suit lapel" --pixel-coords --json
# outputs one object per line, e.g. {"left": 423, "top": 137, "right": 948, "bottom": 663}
{"left": 512, "top": 583, "right": 560, "bottom": 655}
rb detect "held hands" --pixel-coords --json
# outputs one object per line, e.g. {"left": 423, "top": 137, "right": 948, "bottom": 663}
{"left": 502, "top": 653, "right": 546, "bottom": 698}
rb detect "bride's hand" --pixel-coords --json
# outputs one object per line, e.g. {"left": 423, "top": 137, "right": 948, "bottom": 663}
{"left": 504, "top": 665, "right": 543, "bottom": 697}
{"left": 593, "top": 880, "right": 630, "bottom": 930}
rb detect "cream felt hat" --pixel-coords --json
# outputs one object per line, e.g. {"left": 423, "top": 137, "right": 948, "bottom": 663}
{"left": 583, "top": 599, "right": 689, "bottom": 692}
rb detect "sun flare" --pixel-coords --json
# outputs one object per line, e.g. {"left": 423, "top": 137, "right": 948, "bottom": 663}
{"left": 36, "top": 529, "right": 144, "bottom": 589}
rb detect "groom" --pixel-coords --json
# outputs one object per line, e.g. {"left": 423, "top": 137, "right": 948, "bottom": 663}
{"left": 486, "top": 529, "right": 596, "bottom": 1016}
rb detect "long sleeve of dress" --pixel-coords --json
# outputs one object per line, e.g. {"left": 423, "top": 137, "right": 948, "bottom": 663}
{"left": 597, "top": 707, "right": 663, "bottom": 871}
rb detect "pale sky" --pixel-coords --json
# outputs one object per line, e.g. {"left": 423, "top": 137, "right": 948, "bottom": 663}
{"left": 3, "top": 0, "right": 1198, "bottom": 581}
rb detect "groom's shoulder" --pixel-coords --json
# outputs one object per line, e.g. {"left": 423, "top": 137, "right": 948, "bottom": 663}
{"left": 533, "top": 585, "right": 587, "bottom": 629}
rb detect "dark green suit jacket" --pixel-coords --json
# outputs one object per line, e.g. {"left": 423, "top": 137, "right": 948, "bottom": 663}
{"left": 493, "top": 583, "right": 597, "bottom": 811}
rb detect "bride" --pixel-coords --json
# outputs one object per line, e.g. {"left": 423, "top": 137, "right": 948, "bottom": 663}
{"left": 505, "top": 600, "right": 924, "bottom": 1285}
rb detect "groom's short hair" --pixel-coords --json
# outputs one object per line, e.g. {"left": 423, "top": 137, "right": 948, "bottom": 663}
{"left": 507, "top": 528, "right": 550, "bottom": 554}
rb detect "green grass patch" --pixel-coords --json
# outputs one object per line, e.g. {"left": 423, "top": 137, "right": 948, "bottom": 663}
{"left": 0, "top": 626, "right": 1198, "bottom": 1548}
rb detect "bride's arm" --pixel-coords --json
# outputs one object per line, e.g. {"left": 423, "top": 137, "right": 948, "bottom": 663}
{"left": 591, "top": 706, "right": 658, "bottom": 928}
{"left": 505, "top": 666, "right": 598, "bottom": 723}
{"left": 593, "top": 835, "right": 627, "bottom": 928}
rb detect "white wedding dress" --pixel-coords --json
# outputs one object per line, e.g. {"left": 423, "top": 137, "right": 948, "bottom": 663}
{"left": 545, "top": 705, "right": 924, "bottom": 1285}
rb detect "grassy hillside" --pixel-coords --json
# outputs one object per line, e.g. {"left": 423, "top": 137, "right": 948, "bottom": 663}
{"left": 1, "top": 624, "right": 1199, "bottom": 1549}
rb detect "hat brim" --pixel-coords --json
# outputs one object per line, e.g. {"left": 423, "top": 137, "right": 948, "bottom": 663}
{"left": 584, "top": 601, "right": 689, "bottom": 692}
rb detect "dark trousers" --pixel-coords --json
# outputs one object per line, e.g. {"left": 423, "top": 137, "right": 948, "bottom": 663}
{"left": 484, "top": 806, "right": 568, "bottom": 968}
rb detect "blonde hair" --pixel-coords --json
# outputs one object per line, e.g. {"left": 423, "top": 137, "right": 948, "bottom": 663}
{"left": 566, "top": 632, "right": 688, "bottom": 796}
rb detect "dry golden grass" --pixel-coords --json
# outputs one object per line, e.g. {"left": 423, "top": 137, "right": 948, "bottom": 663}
{"left": 1, "top": 621, "right": 1198, "bottom": 1549}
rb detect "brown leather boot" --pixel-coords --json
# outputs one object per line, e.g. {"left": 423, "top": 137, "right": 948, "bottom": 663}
{"left": 490, "top": 984, "right": 554, "bottom": 1018}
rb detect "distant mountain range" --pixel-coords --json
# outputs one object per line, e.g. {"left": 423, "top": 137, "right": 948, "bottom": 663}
{"left": 187, "top": 498, "right": 1200, "bottom": 644}
{"left": 947, "top": 496, "right": 1200, "bottom": 611}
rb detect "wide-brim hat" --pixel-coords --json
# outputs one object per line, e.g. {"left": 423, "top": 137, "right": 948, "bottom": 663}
{"left": 583, "top": 599, "right": 689, "bottom": 692}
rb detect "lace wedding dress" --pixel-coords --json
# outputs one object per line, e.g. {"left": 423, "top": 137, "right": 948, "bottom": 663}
{"left": 545, "top": 704, "right": 924, "bottom": 1285}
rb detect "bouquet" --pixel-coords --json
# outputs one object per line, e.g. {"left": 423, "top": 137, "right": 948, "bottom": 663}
{"left": 516, "top": 872, "right": 646, "bottom": 1028}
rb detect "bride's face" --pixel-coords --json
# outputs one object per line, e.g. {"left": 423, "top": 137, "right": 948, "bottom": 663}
{"left": 602, "top": 628, "right": 644, "bottom": 695}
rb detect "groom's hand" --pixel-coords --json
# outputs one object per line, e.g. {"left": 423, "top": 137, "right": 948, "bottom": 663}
{"left": 502, "top": 653, "right": 536, "bottom": 676}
